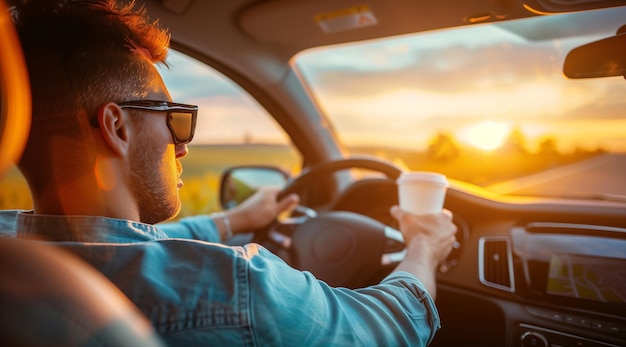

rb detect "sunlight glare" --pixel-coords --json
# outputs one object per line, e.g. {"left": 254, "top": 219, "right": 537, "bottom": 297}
{"left": 464, "top": 121, "right": 510, "bottom": 151}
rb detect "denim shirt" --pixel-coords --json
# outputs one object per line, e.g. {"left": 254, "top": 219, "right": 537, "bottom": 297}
{"left": 0, "top": 210, "right": 441, "bottom": 346}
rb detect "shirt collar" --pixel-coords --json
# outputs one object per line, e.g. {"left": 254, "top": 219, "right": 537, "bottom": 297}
{"left": 16, "top": 210, "right": 170, "bottom": 243}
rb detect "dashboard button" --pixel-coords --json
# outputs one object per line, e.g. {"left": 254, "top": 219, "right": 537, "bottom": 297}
{"left": 539, "top": 309, "right": 563, "bottom": 322}
{"left": 566, "top": 315, "right": 592, "bottom": 328}
{"left": 591, "top": 321, "right": 603, "bottom": 330}
{"left": 521, "top": 331, "right": 548, "bottom": 347}
{"left": 600, "top": 322, "right": 624, "bottom": 335}
{"left": 577, "top": 318, "right": 593, "bottom": 328}
{"left": 563, "top": 315, "right": 576, "bottom": 324}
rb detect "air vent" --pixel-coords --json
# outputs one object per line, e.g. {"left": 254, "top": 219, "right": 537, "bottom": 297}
{"left": 478, "top": 237, "right": 515, "bottom": 292}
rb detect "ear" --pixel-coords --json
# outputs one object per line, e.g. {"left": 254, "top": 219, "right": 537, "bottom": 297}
{"left": 96, "top": 103, "right": 131, "bottom": 157}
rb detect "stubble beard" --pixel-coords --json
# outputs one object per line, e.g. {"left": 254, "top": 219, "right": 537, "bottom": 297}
{"left": 129, "top": 134, "right": 181, "bottom": 225}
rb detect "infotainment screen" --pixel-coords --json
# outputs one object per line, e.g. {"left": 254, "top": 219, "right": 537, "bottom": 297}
{"left": 547, "top": 253, "right": 626, "bottom": 304}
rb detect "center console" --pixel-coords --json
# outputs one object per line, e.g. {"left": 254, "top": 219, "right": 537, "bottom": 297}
{"left": 511, "top": 223, "right": 626, "bottom": 347}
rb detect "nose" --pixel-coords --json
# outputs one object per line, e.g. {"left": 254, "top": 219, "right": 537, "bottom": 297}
{"left": 175, "top": 143, "right": 188, "bottom": 159}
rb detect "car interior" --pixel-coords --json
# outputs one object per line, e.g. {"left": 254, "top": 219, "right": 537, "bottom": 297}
{"left": 1, "top": 0, "right": 626, "bottom": 346}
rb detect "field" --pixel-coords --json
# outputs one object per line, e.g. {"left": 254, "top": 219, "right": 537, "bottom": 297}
{"left": 0, "top": 143, "right": 602, "bottom": 220}
{"left": 175, "top": 144, "right": 301, "bottom": 218}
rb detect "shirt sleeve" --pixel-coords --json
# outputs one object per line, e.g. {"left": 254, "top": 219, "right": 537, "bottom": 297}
{"left": 158, "top": 215, "right": 221, "bottom": 242}
{"left": 244, "top": 245, "right": 440, "bottom": 346}
{"left": 0, "top": 210, "right": 20, "bottom": 237}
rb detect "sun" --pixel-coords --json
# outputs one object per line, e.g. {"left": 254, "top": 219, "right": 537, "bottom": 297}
{"left": 463, "top": 121, "right": 510, "bottom": 151}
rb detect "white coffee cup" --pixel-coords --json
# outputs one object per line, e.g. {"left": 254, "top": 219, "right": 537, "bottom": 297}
{"left": 396, "top": 172, "right": 449, "bottom": 215}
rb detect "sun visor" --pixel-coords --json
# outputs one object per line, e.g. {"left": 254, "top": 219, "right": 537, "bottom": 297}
{"left": 238, "top": 0, "right": 520, "bottom": 49}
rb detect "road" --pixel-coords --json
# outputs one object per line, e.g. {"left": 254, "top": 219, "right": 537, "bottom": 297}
{"left": 485, "top": 153, "right": 626, "bottom": 200}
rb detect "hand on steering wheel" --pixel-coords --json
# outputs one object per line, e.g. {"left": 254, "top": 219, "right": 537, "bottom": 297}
{"left": 232, "top": 187, "right": 300, "bottom": 232}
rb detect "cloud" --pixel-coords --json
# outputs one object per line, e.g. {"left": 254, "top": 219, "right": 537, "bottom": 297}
{"left": 159, "top": 51, "right": 243, "bottom": 99}
{"left": 301, "top": 40, "right": 566, "bottom": 98}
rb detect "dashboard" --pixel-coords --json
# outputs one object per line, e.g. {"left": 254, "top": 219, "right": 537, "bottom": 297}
{"left": 330, "top": 177, "right": 626, "bottom": 347}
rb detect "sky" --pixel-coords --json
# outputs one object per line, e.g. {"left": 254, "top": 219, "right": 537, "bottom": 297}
{"left": 159, "top": 56, "right": 289, "bottom": 145}
{"left": 160, "top": 7, "right": 626, "bottom": 153}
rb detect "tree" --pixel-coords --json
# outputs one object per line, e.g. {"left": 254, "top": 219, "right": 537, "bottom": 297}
{"left": 427, "top": 132, "right": 461, "bottom": 162}
{"left": 538, "top": 137, "right": 559, "bottom": 155}
{"left": 500, "top": 126, "right": 527, "bottom": 154}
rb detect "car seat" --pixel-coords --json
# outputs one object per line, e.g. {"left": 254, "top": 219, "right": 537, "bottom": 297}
{"left": 0, "top": 1, "right": 163, "bottom": 345}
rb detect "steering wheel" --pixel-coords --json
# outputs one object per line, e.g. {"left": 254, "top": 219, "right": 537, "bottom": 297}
{"left": 277, "top": 156, "right": 402, "bottom": 201}
{"left": 255, "top": 157, "right": 407, "bottom": 289}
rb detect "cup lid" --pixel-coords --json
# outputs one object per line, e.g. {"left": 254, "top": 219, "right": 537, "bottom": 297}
{"left": 396, "top": 171, "right": 449, "bottom": 186}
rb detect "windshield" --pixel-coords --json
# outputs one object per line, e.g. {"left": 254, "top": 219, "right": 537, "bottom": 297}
{"left": 294, "top": 7, "right": 626, "bottom": 200}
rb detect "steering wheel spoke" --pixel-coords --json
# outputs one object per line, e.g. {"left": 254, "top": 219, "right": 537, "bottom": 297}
{"left": 259, "top": 205, "right": 317, "bottom": 250}
{"left": 381, "top": 226, "right": 406, "bottom": 266}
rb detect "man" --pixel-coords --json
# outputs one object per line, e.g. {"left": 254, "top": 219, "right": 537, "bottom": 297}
{"left": 3, "top": 0, "right": 295, "bottom": 241}
{"left": 5, "top": 0, "right": 457, "bottom": 346}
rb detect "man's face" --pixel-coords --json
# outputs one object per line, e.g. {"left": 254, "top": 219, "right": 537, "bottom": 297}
{"left": 129, "top": 126, "right": 184, "bottom": 224}
{"left": 127, "top": 76, "right": 188, "bottom": 224}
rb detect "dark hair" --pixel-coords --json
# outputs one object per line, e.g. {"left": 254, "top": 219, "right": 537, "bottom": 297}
{"left": 10, "top": 0, "right": 170, "bottom": 194}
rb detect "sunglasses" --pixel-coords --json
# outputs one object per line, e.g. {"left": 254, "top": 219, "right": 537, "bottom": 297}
{"left": 118, "top": 100, "right": 198, "bottom": 145}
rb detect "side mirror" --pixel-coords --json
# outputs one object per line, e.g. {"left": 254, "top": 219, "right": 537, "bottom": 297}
{"left": 219, "top": 166, "right": 290, "bottom": 209}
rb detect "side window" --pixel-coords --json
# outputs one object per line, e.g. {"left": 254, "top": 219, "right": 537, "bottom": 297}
{"left": 158, "top": 50, "right": 302, "bottom": 218}
{"left": 0, "top": 50, "right": 301, "bottom": 216}
{"left": 0, "top": 167, "right": 30, "bottom": 210}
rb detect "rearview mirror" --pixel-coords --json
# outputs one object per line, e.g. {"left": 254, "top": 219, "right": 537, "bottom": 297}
{"left": 564, "top": 27, "right": 626, "bottom": 79}
{"left": 522, "top": 0, "right": 626, "bottom": 13}
{"left": 219, "top": 166, "right": 289, "bottom": 209}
